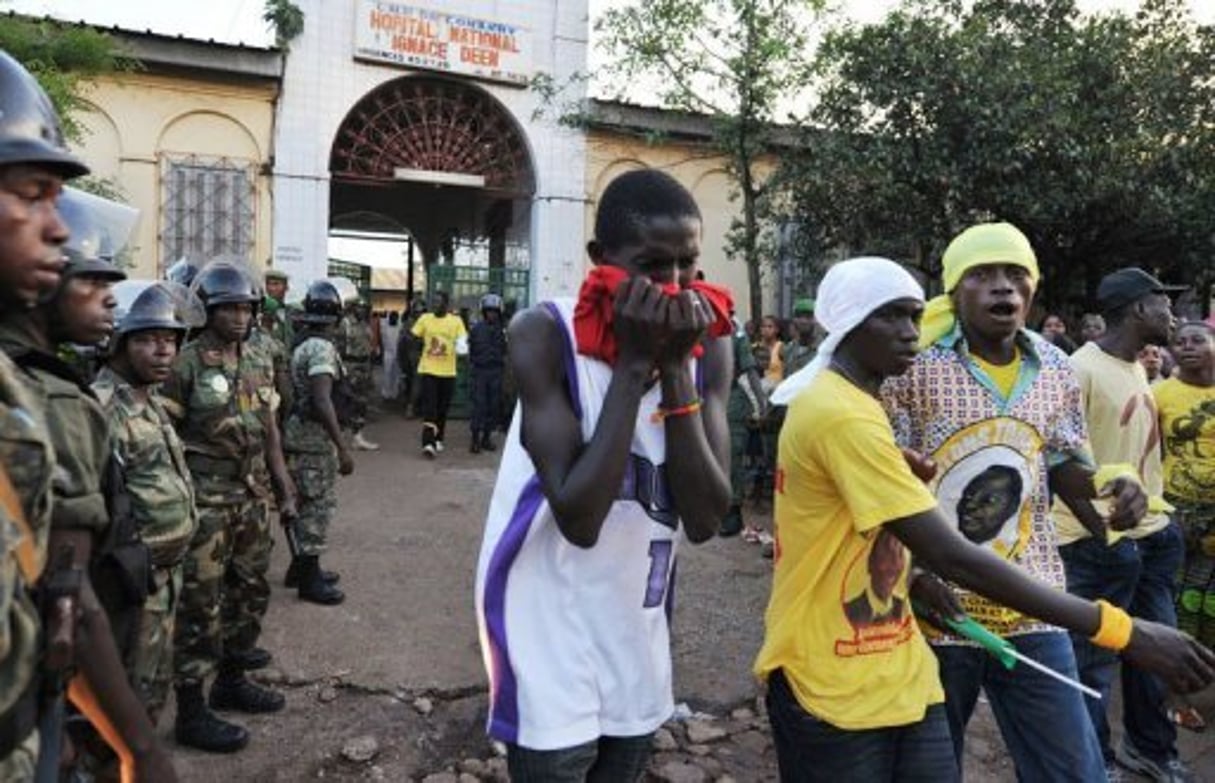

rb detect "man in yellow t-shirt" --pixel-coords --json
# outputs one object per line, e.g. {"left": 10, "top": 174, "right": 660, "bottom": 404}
{"left": 758, "top": 257, "right": 1215, "bottom": 783}
{"left": 1053, "top": 267, "right": 1190, "bottom": 780}
{"left": 411, "top": 290, "right": 467, "bottom": 457}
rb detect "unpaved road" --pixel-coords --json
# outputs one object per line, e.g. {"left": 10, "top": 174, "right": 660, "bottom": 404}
{"left": 167, "top": 412, "right": 1215, "bottom": 781}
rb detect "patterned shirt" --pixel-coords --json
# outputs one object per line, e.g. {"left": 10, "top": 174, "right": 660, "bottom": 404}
{"left": 93, "top": 366, "right": 198, "bottom": 566}
{"left": 881, "top": 325, "right": 1091, "bottom": 639}
{"left": 283, "top": 335, "right": 343, "bottom": 455}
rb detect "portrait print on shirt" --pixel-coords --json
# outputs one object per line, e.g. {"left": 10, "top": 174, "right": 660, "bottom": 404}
{"left": 837, "top": 529, "right": 914, "bottom": 657}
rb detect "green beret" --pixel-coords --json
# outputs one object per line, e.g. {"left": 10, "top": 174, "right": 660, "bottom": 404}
{"left": 793, "top": 298, "right": 815, "bottom": 315}
{"left": 264, "top": 268, "right": 289, "bottom": 282}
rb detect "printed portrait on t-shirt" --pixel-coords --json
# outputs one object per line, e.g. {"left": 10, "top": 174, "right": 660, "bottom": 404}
{"left": 843, "top": 530, "right": 908, "bottom": 628}
{"left": 931, "top": 419, "right": 1041, "bottom": 562}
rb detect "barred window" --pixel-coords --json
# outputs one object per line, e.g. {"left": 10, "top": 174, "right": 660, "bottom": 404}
{"left": 160, "top": 155, "right": 255, "bottom": 272}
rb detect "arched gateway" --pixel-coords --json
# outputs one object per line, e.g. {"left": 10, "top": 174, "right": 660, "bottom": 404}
{"left": 329, "top": 76, "right": 535, "bottom": 307}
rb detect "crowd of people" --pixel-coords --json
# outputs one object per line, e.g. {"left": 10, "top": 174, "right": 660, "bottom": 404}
{"left": 474, "top": 168, "right": 1215, "bottom": 783}
{"left": 2, "top": 42, "right": 1215, "bottom": 783}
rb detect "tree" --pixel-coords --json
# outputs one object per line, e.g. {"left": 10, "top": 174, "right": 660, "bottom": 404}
{"left": 0, "top": 16, "right": 131, "bottom": 143}
{"left": 264, "top": 0, "right": 305, "bottom": 50}
{"left": 594, "top": 0, "right": 822, "bottom": 320}
{"left": 785, "top": 0, "right": 1215, "bottom": 313}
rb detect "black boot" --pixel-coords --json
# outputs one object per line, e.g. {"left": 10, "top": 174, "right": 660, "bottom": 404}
{"left": 209, "top": 665, "right": 286, "bottom": 714}
{"left": 298, "top": 555, "right": 345, "bottom": 605}
{"left": 227, "top": 646, "right": 273, "bottom": 671}
{"left": 175, "top": 683, "right": 249, "bottom": 753}
{"left": 284, "top": 557, "right": 340, "bottom": 588}
{"left": 480, "top": 432, "right": 497, "bottom": 452}
{"left": 470, "top": 431, "right": 482, "bottom": 454}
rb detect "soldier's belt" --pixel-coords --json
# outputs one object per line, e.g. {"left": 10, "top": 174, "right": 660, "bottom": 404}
{"left": 0, "top": 677, "right": 38, "bottom": 758}
{"left": 185, "top": 454, "right": 247, "bottom": 480}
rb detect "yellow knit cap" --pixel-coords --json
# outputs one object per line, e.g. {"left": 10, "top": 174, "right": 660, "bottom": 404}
{"left": 920, "top": 222, "right": 1041, "bottom": 348}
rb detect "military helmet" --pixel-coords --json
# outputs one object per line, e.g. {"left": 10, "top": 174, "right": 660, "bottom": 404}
{"left": 0, "top": 51, "right": 88, "bottom": 178}
{"left": 192, "top": 260, "right": 259, "bottom": 309}
{"left": 112, "top": 280, "right": 204, "bottom": 339}
{"left": 57, "top": 187, "right": 135, "bottom": 282}
{"left": 480, "top": 293, "right": 503, "bottom": 311}
{"left": 299, "top": 279, "right": 343, "bottom": 324}
{"left": 165, "top": 257, "right": 202, "bottom": 288}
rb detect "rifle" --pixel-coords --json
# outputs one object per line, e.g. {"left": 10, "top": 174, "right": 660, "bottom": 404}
{"left": 281, "top": 509, "right": 301, "bottom": 561}
{"left": 35, "top": 544, "right": 81, "bottom": 783}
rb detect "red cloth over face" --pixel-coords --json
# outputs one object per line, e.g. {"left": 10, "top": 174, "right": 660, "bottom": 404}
{"left": 572, "top": 265, "right": 735, "bottom": 365}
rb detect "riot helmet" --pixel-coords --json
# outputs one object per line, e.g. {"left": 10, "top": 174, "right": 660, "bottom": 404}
{"left": 56, "top": 187, "right": 135, "bottom": 283}
{"left": 191, "top": 259, "right": 260, "bottom": 309}
{"left": 165, "top": 257, "right": 202, "bottom": 288}
{"left": 299, "top": 279, "right": 343, "bottom": 325}
{"left": 480, "top": 293, "right": 503, "bottom": 311}
{"left": 0, "top": 51, "right": 88, "bottom": 178}
{"left": 112, "top": 280, "right": 204, "bottom": 340}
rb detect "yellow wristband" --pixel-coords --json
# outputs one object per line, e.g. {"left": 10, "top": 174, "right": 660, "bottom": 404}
{"left": 1090, "top": 599, "right": 1134, "bottom": 651}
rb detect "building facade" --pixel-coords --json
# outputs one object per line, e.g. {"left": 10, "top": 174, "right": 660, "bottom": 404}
{"left": 271, "top": 0, "right": 589, "bottom": 304}
{"left": 72, "top": 29, "right": 281, "bottom": 279}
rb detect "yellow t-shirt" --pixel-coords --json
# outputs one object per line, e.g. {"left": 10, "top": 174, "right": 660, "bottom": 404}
{"left": 1153, "top": 377, "right": 1215, "bottom": 504}
{"left": 753, "top": 370, "right": 943, "bottom": 730}
{"left": 970, "top": 348, "right": 1022, "bottom": 399}
{"left": 411, "top": 313, "right": 467, "bottom": 378}
{"left": 1054, "top": 342, "right": 1169, "bottom": 544}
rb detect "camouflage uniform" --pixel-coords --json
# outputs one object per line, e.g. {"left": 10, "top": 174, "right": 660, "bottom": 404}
{"left": 161, "top": 330, "right": 277, "bottom": 688}
{"left": 727, "top": 324, "right": 760, "bottom": 508}
{"left": 779, "top": 339, "right": 817, "bottom": 380}
{"left": 0, "top": 351, "right": 54, "bottom": 779}
{"left": 340, "top": 314, "right": 373, "bottom": 431}
{"left": 249, "top": 326, "right": 292, "bottom": 423}
{"left": 283, "top": 336, "right": 344, "bottom": 555}
{"left": 93, "top": 366, "right": 198, "bottom": 721}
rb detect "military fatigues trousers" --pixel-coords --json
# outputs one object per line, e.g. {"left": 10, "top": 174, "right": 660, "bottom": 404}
{"left": 288, "top": 449, "right": 338, "bottom": 556}
{"left": 173, "top": 497, "right": 271, "bottom": 687}
{"left": 133, "top": 564, "right": 183, "bottom": 722}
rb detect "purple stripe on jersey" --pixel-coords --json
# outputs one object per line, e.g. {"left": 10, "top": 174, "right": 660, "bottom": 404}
{"left": 540, "top": 301, "right": 583, "bottom": 421}
{"left": 665, "top": 557, "right": 678, "bottom": 625}
{"left": 483, "top": 474, "right": 545, "bottom": 744}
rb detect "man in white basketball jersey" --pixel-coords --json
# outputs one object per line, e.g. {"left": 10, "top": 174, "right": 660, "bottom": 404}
{"left": 475, "top": 170, "right": 734, "bottom": 781}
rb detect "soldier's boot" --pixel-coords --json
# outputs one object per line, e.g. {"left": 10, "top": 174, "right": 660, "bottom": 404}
{"left": 480, "top": 432, "right": 497, "bottom": 452}
{"left": 470, "top": 430, "right": 482, "bottom": 454}
{"left": 175, "top": 683, "right": 250, "bottom": 753}
{"left": 298, "top": 555, "right": 345, "bottom": 605}
{"left": 228, "top": 646, "right": 273, "bottom": 671}
{"left": 209, "top": 664, "right": 286, "bottom": 714}
{"left": 283, "top": 557, "right": 340, "bottom": 588}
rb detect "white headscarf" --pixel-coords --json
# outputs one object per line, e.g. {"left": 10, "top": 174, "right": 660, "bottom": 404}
{"left": 770, "top": 257, "right": 925, "bottom": 405}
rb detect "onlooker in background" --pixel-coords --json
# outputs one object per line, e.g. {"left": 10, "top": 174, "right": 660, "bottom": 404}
{"left": 780, "top": 299, "right": 818, "bottom": 379}
{"left": 412, "top": 290, "right": 466, "bottom": 457}
{"left": 1080, "top": 312, "right": 1107, "bottom": 344}
{"left": 1041, "top": 313, "right": 1068, "bottom": 340}
{"left": 399, "top": 297, "right": 425, "bottom": 416}
{"left": 1138, "top": 343, "right": 1167, "bottom": 384}
{"left": 723, "top": 313, "right": 767, "bottom": 538}
{"left": 759, "top": 314, "right": 784, "bottom": 386}
{"left": 1054, "top": 267, "right": 1189, "bottom": 781}
{"left": 1155, "top": 322, "right": 1215, "bottom": 647}
{"left": 468, "top": 293, "right": 507, "bottom": 454}
{"left": 380, "top": 311, "right": 401, "bottom": 401}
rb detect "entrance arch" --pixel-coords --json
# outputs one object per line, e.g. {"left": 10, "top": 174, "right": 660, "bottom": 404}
{"left": 329, "top": 76, "right": 535, "bottom": 307}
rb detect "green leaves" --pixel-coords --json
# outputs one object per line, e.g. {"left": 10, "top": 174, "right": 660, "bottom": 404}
{"left": 783, "top": 0, "right": 1215, "bottom": 308}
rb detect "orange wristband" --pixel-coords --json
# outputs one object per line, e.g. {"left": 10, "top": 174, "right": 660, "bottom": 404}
{"left": 1090, "top": 599, "right": 1134, "bottom": 651}
{"left": 651, "top": 399, "right": 702, "bottom": 423}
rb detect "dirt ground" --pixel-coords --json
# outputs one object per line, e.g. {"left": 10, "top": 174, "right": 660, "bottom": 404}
{"left": 168, "top": 411, "right": 1215, "bottom": 782}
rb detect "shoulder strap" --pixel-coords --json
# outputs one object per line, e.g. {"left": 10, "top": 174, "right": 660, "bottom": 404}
{"left": 0, "top": 462, "right": 43, "bottom": 583}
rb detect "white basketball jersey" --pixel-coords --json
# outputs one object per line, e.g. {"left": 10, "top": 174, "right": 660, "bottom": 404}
{"left": 474, "top": 298, "right": 691, "bottom": 751}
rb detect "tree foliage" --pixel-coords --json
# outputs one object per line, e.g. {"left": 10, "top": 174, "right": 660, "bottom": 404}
{"left": 595, "top": 0, "right": 821, "bottom": 319}
{"left": 264, "top": 0, "right": 305, "bottom": 50}
{"left": 785, "top": 0, "right": 1215, "bottom": 313}
{"left": 0, "top": 15, "right": 132, "bottom": 143}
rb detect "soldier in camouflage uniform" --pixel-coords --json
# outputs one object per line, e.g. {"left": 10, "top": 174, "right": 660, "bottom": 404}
{"left": 161, "top": 261, "right": 297, "bottom": 753}
{"left": 723, "top": 316, "right": 767, "bottom": 537}
{"left": 283, "top": 280, "right": 353, "bottom": 605}
{"left": 340, "top": 304, "right": 378, "bottom": 450}
{"left": 94, "top": 281, "right": 200, "bottom": 724}
{"left": 778, "top": 298, "right": 819, "bottom": 379}
{"left": 262, "top": 268, "right": 293, "bottom": 347}
{"left": 0, "top": 76, "right": 177, "bottom": 778}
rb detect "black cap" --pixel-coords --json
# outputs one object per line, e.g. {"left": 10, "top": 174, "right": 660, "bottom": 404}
{"left": 1096, "top": 267, "right": 1187, "bottom": 312}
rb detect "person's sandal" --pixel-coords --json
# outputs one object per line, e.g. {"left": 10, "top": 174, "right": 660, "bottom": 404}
{"left": 1168, "top": 705, "right": 1207, "bottom": 732}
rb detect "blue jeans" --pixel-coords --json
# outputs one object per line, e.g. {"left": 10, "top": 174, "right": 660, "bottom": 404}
{"left": 933, "top": 632, "right": 1104, "bottom": 782}
{"left": 1061, "top": 522, "right": 1184, "bottom": 767}
{"left": 765, "top": 668, "right": 959, "bottom": 782}
{"left": 506, "top": 734, "right": 652, "bottom": 782}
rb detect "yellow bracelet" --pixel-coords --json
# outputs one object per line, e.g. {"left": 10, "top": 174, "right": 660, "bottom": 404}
{"left": 651, "top": 399, "right": 702, "bottom": 423}
{"left": 1090, "top": 599, "right": 1134, "bottom": 651}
